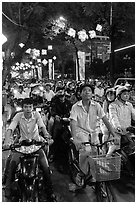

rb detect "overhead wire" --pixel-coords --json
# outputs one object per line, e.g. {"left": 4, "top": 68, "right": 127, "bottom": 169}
{"left": 2, "top": 12, "right": 24, "bottom": 28}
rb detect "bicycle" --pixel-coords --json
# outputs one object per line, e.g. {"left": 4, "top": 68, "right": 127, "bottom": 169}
{"left": 116, "top": 127, "right": 135, "bottom": 177}
{"left": 68, "top": 138, "right": 121, "bottom": 202}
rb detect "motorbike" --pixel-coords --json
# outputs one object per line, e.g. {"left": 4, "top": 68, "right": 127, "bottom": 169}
{"left": 2, "top": 139, "right": 53, "bottom": 202}
{"left": 49, "top": 116, "right": 71, "bottom": 171}
{"left": 116, "top": 126, "right": 135, "bottom": 177}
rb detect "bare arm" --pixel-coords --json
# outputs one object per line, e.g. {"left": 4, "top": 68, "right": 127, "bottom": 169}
{"left": 102, "top": 115, "right": 117, "bottom": 138}
{"left": 70, "top": 119, "right": 77, "bottom": 139}
{"left": 36, "top": 111, "right": 50, "bottom": 138}
{"left": 4, "top": 129, "right": 13, "bottom": 146}
{"left": 39, "top": 126, "right": 50, "bottom": 139}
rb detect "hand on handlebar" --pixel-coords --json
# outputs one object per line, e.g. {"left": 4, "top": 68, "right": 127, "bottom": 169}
{"left": 3, "top": 139, "right": 11, "bottom": 148}
{"left": 3, "top": 144, "right": 10, "bottom": 150}
{"left": 73, "top": 140, "right": 84, "bottom": 151}
{"left": 62, "top": 117, "right": 70, "bottom": 122}
{"left": 44, "top": 133, "right": 52, "bottom": 140}
{"left": 55, "top": 115, "right": 61, "bottom": 122}
{"left": 115, "top": 127, "right": 132, "bottom": 136}
{"left": 116, "top": 127, "right": 123, "bottom": 134}
{"left": 112, "top": 137, "right": 120, "bottom": 145}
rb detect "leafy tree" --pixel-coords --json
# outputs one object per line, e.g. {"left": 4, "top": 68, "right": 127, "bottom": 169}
{"left": 2, "top": 2, "right": 135, "bottom": 85}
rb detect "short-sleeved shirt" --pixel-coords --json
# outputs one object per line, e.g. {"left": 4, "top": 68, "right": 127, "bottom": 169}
{"left": 109, "top": 99, "right": 135, "bottom": 129}
{"left": 94, "top": 87, "right": 104, "bottom": 97}
{"left": 14, "top": 91, "right": 28, "bottom": 99}
{"left": 8, "top": 111, "right": 45, "bottom": 141}
{"left": 70, "top": 100, "right": 105, "bottom": 143}
{"left": 43, "top": 90, "right": 55, "bottom": 101}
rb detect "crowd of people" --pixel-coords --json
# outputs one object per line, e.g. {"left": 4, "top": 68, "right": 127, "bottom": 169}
{"left": 2, "top": 77, "right": 135, "bottom": 201}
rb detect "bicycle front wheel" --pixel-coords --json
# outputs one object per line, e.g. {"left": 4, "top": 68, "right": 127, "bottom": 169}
{"left": 95, "top": 181, "right": 116, "bottom": 202}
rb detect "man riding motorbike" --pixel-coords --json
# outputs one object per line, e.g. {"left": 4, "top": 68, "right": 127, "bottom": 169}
{"left": 3, "top": 98, "right": 56, "bottom": 201}
{"left": 48, "top": 87, "right": 72, "bottom": 172}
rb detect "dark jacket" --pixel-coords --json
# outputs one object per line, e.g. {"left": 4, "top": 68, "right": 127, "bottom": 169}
{"left": 50, "top": 97, "right": 72, "bottom": 118}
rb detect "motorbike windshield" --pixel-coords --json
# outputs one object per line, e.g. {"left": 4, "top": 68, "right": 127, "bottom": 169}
{"left": 15, "top": 145, "right": 41, "bottom": 154}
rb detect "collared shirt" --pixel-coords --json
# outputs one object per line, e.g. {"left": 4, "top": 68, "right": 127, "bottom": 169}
{"left": 70, "top": 100, "right": 105, "bottom": 143}
{"left": 8, "top": 111, "right": 45, "bottom": 141}
{"left": 94, "top": 87, "right": 104, "bottom": 97}
{"left": 43, "top": 90, "right": 55, "bottom": 101}
{"left": 14, "top": 91, "right": 28, "bottom": 99}
{"left": 109, "top": 99, "right": 135, "bottom": 129}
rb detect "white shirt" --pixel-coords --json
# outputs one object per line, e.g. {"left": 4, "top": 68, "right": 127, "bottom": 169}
{"left": 94, "top": 87, "right": 104, "bottom": 97}
{"left": 109, "top": 99, "right": 135, "bottom": 129}
{"left": 24, "top": 88, "right": 31, "bottom": 97}
{"left": 14, "top": 91, "right": 28, "bottom": 99}
{"left": 43, "top": 90, "right": 55, "bottom": 101}
{"left": 70, "top": 100, "right": 105, "bottom": 143}
{"left": 8, "top": 111, "right": 45, "bottom": 141}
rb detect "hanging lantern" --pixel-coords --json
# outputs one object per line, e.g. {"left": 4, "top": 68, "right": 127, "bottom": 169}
{"left": 96, "top": 24, "right": 102, "bottom": 32}
{"left": 78, "top": 29, "right": 88, "bottom": 42}
{"left": 89, "top": 30, "right": 96, "bottom": 39}
{"left": 67, "top": 28, "right": 76, "bottom": 38}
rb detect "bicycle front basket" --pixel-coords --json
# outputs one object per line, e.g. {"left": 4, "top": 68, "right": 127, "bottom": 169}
{"left": 89, "top": 152, "right": 121, "bottom": 181}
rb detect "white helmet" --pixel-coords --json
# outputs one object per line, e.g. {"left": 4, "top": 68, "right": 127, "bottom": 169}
{"left": 31, "top": 89, "right": 40, "bottom": 95}
{"left": 105, "top": 87, "right": 116, "bottom": 95}
{"left": 116, "top": 86, "right": 129, "bottom": 97}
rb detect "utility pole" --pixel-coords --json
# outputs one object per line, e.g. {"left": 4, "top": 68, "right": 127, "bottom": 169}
{"left": 110, "top": 2, "right": 115, "bottom": 84}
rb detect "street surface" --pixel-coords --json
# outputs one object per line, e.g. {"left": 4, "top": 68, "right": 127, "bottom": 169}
{"left": 2, "top": 150, "right": 135, "bottom": 202}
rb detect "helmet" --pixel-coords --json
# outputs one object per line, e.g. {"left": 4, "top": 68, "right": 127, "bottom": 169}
{"left": 116, "top": 86, "right": 129, "bottom": 97}
{"left": 105, "top": 87, "right": 116, "bottom": 102}
{"left": 105, "top": 87, "right": 116, "bottom": 95}
{"left": 114, "top": 85, "right": 120, "bottom": 90}
{"left": 45, "top": 83, "right": 51, "bottom": 87}
{"left": 125, "top": 83, "right": 131, "bottom": 90}
{"left": 31, "top": 89, "right": 40, "bottom": 95}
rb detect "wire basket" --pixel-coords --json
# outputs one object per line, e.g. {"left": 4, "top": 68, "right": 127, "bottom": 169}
{"left": 89, "top": 153, "right": 121, "bottom": 181}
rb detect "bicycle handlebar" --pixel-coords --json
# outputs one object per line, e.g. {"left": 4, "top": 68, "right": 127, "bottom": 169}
{"left": 82, "top": 139, "right": 115, "bottom": 148}
{"left": 2, "top": 139, "right": 50, "bottom": 152}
